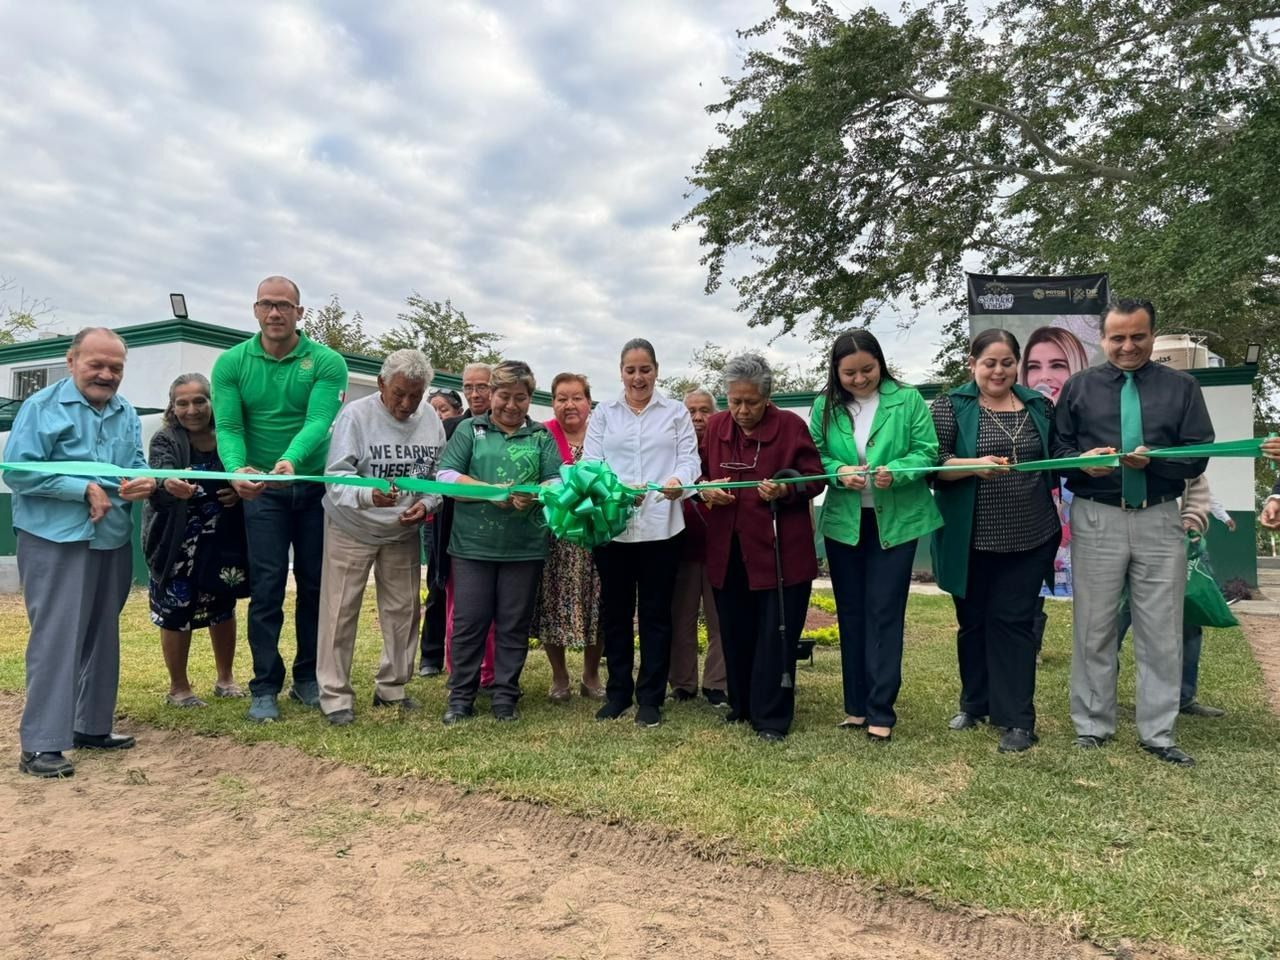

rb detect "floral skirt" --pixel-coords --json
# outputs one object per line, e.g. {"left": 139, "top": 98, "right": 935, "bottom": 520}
{"left": 148, "top": 574, "right": 238, "bottom": 632}
{"left": 531, "top": 536, "right": 603, "bottom": 649}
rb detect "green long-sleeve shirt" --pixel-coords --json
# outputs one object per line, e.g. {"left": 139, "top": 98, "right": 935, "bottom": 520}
{"left": 211, "top": 333, "right": 349, "bottom": 475}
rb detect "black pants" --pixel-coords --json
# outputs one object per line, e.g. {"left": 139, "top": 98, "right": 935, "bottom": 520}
{"left": 593, "top": 535, "right": 683, "bottom": 709}
{"left": 447, "top": 557, "right": 542, "bottom": 712}
{"left": 825, "top": 510, "right": 916, "bottom": 728}
{"left": 419, "top": 576, "right": 446, "bottom": 670}
{"left": 951, "top": 536, "right": 1058, "bottom": 730}
{"left": 713, "top": 538, "right": 811, "bottom": 735}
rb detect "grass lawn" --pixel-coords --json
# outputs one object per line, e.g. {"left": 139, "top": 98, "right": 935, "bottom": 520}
{"left": 2, "top": 589, "right": 1278, "bottom": 959}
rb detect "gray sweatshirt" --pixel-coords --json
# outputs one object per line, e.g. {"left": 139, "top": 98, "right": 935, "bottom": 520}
{"left": 323, "top": 393, "right": 446, "bottom": 544}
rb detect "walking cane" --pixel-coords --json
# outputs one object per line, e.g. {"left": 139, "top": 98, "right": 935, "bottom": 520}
{"left": 770, "top": 468, "right": 801, "bottom": 689}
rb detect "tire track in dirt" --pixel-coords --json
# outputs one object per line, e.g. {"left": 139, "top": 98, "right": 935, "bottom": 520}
{"left": 1239, "top": 614, "right": 1280, "bottom": 714}
{"left": 0, "top": 694, "right": 1145, "bottom": 960}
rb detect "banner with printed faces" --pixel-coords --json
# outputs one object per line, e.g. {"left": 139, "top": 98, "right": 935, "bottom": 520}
{"left": 966, "top": 272, "right": 1110, "bottom": 598}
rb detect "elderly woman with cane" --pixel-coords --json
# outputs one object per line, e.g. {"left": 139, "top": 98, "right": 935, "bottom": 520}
{"left": 699, "top": 354, "right": 823, "bottom": 741}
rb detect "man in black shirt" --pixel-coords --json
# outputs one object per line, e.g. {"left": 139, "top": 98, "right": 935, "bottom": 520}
{"left": 1053, "top": 299, "right": 1214, "bottom": 767}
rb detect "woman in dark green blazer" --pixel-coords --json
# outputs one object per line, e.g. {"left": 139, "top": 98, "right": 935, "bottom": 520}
{"left": 809, "top": 330, "right": 942, "bottom": 743}
{"left": 930, "top": 329, "right": 1060, "bottom": 753}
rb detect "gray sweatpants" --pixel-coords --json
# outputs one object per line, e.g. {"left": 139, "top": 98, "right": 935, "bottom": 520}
{"left": 1069, "top": 497, "right": 1185, "bottom": 747}
{"left": 18, "top": 532, "right": 133, "bottom": 753}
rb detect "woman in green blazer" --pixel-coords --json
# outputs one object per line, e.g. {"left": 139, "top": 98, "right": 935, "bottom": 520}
{"left": 930, "top": 328, "right": 1059, "bottom": 753}
{"left": 809, "top": 330, "right": 942, "bottom": 742}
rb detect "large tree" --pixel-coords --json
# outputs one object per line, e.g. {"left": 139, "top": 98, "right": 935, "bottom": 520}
{"left": 378, "top": 294, "right": 502, "bottom": 374}
{"left": 301, "top": 294, "right": 375, "bottom": 355}
{"left": 680, "top": 0, "right": 1280, "bottom": 392}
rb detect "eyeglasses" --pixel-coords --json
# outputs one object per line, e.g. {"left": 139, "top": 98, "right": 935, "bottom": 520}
{"left": 462, "top": 383, "right": 491, "bottom": 395}
{"left": 719, "top": 439, "right": 761, "bottom": 472}
{"left": 254, "top": 299, "right": 299, "bottom": 313}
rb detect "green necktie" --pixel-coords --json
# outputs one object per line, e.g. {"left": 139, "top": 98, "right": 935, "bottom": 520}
{"left": 1120, "top": 371, "right": 1147, "bottom": 507}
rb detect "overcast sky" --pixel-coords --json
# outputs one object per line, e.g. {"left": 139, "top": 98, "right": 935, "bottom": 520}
{"left": 0, "top": 1, "right": 947, "bottom": 393}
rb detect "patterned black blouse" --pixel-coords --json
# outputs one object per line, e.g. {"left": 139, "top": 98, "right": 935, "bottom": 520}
{"left": 931, "top": 394, "right": 1061, "bottom": 553}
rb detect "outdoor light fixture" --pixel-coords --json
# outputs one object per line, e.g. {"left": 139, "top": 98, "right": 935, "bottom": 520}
{"left": 170, "top": 293, "right": 188, "bottom": 319}
{"left": 1245, "top": 342, "right": 1262, "bottom": 365}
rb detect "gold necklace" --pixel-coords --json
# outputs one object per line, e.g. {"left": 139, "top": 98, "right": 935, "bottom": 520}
{"left": 979, "top": 404, "right": 1030, "bottom": 464}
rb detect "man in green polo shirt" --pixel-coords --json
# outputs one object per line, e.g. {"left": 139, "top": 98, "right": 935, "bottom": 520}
{"left": 212, "top": 275, "right": 349, "bottom": 722}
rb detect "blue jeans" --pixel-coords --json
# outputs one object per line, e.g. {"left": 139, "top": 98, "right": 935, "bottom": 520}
{"left": 1115, "top": 605, "right": 1203, "bottom": 709}
{"left": 242, "top": 483, "right": 325, "bottom": 696}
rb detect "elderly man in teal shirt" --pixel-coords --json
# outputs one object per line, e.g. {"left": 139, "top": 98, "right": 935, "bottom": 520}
{"left": 3, "top": 327, "right": 155, "bottom": 778}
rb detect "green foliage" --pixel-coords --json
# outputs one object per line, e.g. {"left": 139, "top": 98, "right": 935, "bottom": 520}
{"left": 378, "top": 294, "right": 502, "bottom": 376}
{"left": 301, "top": 294, "right": 376, "bottom": 355}
{"left": 658, "top": 340, "right": 826, "bottom": 397}
{"left": 2, "top": 590, "right": 1277, "bottom": 957}
{"left": 680, "top": 0, "right": 1280, "bottom": 388}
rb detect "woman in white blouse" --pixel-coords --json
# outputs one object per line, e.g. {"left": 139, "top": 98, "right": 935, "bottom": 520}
{"left": 584, "top": 338, "right": 701, "bottom": 728}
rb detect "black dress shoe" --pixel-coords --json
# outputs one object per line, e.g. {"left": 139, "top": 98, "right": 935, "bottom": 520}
{"left": 373, "top": 693, "right": 419, "bottom": 710}
{"left": 1141, "top": 743, "right": 1196, "bottom": 767}
{"left": 325, "top": 708, "right": 355, "bottom": 727}
{"left": 947, "top": 712, "right": 985, "bottom": 731}
{"left": 1073, "top": 734, "right": 1107, "bottom": 750}
{"left": 998, "top": 728, "right": 1038, "bottom": 753}
{"left": 1179, "top": 701, "right": 1225, "bottom": 718}
{"left": 72, "top": 732, "right": 135, "bottom": 750}
{"left": 441, "top": 707, "right": 474, "bottom": 726}
{"left": 757, "top": 729, "right": 786, "bottom": 742}
{"left": 492, "top": 705, "right": 520, "bottom": 722}
{"left": 667, "top": 688, "right": 697, "bottom": 702}
{"left": 418, "top": 663, "right": 443, "bottom": 678}
{"left": 19, "top": 751, "right": 74, "bottom": 778}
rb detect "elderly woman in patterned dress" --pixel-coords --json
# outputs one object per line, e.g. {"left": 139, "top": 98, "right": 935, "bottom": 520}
{"left": 142, "top": 373, "right": 248, "bottom": 707}
{"left": 532, "top": 373, "right": 606, "bottom": 701}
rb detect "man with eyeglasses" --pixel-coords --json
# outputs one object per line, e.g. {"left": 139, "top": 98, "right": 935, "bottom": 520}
{"left": 211, "top": 276, "right": 349, "bottom": 722}
{"left": 421, "top": 362, "right": 496, "bottom": 679}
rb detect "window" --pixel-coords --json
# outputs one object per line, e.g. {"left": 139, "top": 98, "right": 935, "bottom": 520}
{"left": 11, "top": 362, "right": 68, "bottom": 400}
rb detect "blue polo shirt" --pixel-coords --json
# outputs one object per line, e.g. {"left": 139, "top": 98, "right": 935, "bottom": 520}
{"left": 3, "top": 378, "right": 148, "bottom": 550}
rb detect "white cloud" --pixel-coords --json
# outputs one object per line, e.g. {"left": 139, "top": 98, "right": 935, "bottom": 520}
{"left": 0, "top": 0, "right": 949, "bottom": 394}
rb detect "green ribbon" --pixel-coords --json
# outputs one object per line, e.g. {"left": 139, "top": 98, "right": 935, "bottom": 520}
{"left": 2, "top": 436, "right": 1269, "bottom": 544}
{"left": 540, "top": 459, "right": 636, "bottom": 547}
{"left": 0, "top": 460, "right": 531, "bottom": 503}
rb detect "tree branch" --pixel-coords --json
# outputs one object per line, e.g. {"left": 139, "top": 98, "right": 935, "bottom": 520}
{"left": 900, "top": 87, "right": 1141, "bottom": 182}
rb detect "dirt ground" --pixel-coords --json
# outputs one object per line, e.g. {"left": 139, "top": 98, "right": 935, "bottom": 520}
{"left": 1238, "top": 613, "right": 1280, "bottom": 713}
{"left": 0, "top": 693, "right": 1133, "bottom": 960}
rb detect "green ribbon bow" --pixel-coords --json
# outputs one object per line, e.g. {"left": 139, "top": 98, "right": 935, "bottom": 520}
{"left": 540, "top": 459, "right": 636, "bottom": 548}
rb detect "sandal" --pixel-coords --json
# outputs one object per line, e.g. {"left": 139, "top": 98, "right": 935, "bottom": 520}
{"left": 578, "top": 680, "right": 606, "bottom": 701}
{"left": 836, "top": 717, "right": 867, "bottom": 730}
{"left": 548, "top": 683, "right": 572, "bottom": 703}
{"left": 213, "top": 683, "right": 245, "bottom": 699}
{"left": 165, "top": 693, "right": 207, "bottom": 708}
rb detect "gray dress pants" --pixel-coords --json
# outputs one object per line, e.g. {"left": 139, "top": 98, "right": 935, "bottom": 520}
{"left": 1068, "top": 497, "right": 1185, "bottom": 747}
{"left": 18, "top": 532, "right": 133, "bottom": 753}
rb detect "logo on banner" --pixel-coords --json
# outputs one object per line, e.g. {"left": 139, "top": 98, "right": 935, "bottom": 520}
{"left": 977, "top": 281, "right": 1014, "bottom": 310}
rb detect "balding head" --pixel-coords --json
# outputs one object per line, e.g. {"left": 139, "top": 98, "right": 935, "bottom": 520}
{"left": 66, "top": 327, "right": 128, "bottom": 409}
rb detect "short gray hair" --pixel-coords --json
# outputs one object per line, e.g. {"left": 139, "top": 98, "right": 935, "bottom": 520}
{"left": 380, "top": 349, "right": 433, "bottom": 385}
{"left": 683, "top": 386, "right": 717, "bottom": 408}
{"left": 69, "top": 326, "right": 127, "bottom": 357}
{"left": 722, "top": 353, "right": 773, "bottom": 397}
{"left": 461, "top": 361, "right": 492, "bottom": 379}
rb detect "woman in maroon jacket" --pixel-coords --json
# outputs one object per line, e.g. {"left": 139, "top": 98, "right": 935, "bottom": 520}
{"left": 700, "top": 354, "right": 823, "bottom": 740}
